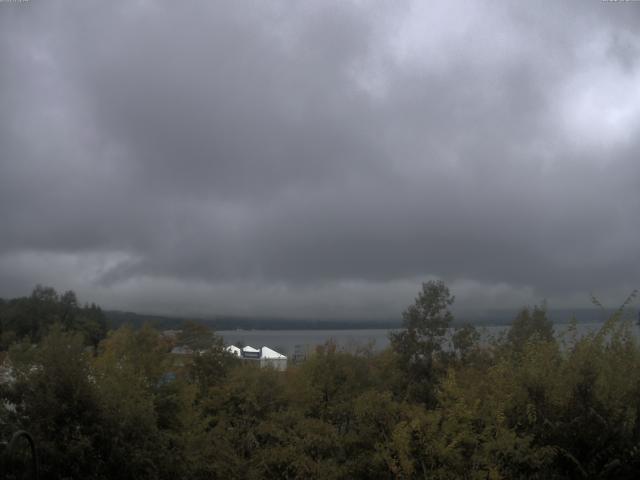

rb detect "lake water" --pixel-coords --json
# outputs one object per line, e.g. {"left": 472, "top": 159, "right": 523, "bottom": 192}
{"left": 218, "top": 329, "right": 395, "bottom": 356}
{"left": 218, "top": 322, "right": 625, "bottom": 356}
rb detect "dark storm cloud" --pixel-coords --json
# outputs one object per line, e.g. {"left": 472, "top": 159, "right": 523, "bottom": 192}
{"left": 1, "top": 0, "right": 640, "bottom": 317}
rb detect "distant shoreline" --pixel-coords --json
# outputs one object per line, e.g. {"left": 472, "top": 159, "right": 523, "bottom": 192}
{"left": 105, "top": 307, "right": 634, "bottom": 331}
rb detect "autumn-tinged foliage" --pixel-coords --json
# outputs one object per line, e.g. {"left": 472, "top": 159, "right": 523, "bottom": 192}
{"left": 1, "top": 283, "right": 640, "bottom": 479}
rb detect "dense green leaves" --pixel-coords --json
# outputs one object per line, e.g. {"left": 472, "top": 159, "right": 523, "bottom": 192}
{"left": 507, "top": 305, "right": 554, "bottom": 351}
{"left": 390, "top": 280, "right": 455, "bottom": 405}
{"left": 0, "top": 284, "right": 639, "bottom": 479}
{"left": 0, "top": 286, "right": 107, "bottom": 348}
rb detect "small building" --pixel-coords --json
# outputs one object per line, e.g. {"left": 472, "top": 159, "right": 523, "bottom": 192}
{"left": 241, "top": 345, "right": 261, "bottom": 359}
{"left": 225, "top": 344, "right": 287, "bottom": 371}
{"left": 291, "top": 344, "right": 309, "bottom": 365}
{"left": 162, "top": 329, "right": 182, "bottom": 339}
{"left": 260, "top": 346, "right": 287, "bottom": 371}
{"left": 170, "top": 345, "right": 194, "bottom": 355}
{"left": 225, "top": 345, "right": 241, "bottom": 357}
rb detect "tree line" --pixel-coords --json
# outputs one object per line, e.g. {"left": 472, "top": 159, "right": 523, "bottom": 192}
{"left": 0, "top": 282, "right": 639, "bottom": 479}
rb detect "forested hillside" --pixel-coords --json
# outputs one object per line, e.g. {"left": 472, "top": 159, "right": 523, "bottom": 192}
{"left": 1, "top": 283, "right": 639, "bottom": 479}
{"left": 0, "top": 285, "right": 107, "bottom": 349}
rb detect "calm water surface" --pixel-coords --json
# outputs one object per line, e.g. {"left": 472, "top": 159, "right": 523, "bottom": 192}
{"left": 218, "top": 322, "right": 617, "bottom": 356}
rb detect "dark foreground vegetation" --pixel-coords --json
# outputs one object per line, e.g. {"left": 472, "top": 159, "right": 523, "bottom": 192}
{"left": 0, "top": 283, "right": 639, "bottom": 479}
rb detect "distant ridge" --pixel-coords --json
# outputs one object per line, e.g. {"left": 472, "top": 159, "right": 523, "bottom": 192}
{"left": 104, "top": 307, "right": 633, "bottom": 331}
{"left": 455, "top": 307, "right": 627, "bottom": 326}
{"left": 104, "top": 310, "right": 402, "bottom": 330}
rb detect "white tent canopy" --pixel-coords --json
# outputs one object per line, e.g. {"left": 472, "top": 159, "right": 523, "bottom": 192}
{"left": 225, "top": 345, "right": 242, "bottom": 357}
{"left": 224, "top": 344, "right": 288, "bottom": 370}
{"left": 260, "top": 346, "right": 286, "bottom": 359}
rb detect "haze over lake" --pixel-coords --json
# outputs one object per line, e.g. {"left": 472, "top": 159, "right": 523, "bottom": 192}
{"left": 218, "top": 321, "right": 635, "bottom": 356}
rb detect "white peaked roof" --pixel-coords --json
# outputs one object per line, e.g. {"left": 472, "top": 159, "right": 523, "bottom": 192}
{"left": 225, "top": 345, "right": 242, "bottom": 357}
{"left": 261, "top": 346, "right": 286, "bottom": 359}
{"left": 225, "top": 344, "right": 286, "bottom": 361}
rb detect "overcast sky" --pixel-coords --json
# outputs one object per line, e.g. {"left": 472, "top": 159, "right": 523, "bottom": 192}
{"left": 1, "top": 0, "right": 639, "bottom": 319}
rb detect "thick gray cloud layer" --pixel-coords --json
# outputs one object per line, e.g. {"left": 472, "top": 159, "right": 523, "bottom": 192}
{"left": 1, "top": 0, "right": 639, "bottom": 318}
